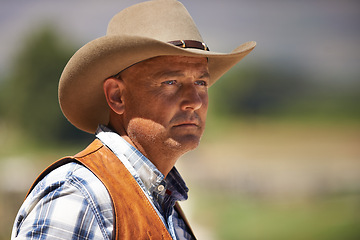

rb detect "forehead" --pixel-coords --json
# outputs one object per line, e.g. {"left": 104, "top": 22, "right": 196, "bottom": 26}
{"left": 121, "top": 55, "right": 209, "bottom": 80}
{"left": 141, "top": 55, "right": 208, "bottom": 65}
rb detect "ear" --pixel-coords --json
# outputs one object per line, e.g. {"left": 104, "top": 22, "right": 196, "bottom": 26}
{"left": 103, "top": 77, "right": 125, "bottom": 115}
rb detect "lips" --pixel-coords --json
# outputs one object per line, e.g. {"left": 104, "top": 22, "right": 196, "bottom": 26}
{"left": 173, "top": 122, "right": 198, "bottom": 127}
{"left": 172, "top": 119, "right": 201, "bottom": 128}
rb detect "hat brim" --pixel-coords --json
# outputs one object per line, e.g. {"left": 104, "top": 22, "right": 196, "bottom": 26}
{"left": 59, "top": 35, "right": 256, "bottom": 133}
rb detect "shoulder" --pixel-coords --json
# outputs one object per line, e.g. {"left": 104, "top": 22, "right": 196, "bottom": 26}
{"left": 30, "top": 161, "right": 111, "bottom": 207}
{"left": 13, "top": 162, "right": 113, "bottom": 239}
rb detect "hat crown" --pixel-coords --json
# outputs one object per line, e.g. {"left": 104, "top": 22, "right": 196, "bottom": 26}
{"left": 107, "top": 0, "right": 203, "bottom": 43}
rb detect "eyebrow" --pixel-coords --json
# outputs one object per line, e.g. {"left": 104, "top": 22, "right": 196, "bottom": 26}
{"left": 199, "top": 71, "right": 210, "bottom": 79}
{"left": 154, "top": 70, "right": 210, "bottom": 79}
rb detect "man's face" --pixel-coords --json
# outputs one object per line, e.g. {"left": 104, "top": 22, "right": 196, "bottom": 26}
{"left": 119, "top": 56, "right": 209, "bottom": 156}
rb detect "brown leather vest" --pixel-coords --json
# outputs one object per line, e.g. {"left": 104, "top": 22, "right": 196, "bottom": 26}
{"left": 26, "top": 139, "right": 195, "bottom": 239}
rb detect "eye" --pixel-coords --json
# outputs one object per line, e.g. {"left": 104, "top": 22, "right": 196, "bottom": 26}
{"left": 195, "top": 80, "right": 208, "bottom": 87}
{"left": 162, "top": 80, "right": 177, "bottom": 85}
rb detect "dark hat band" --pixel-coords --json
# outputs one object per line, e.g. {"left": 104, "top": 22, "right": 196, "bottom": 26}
{"left": 168, "top": 40, "right": 209, "bottom": 51}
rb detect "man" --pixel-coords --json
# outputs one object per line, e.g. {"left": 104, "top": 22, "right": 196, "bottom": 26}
{"left": 11, "top": 0, "right": 255, "bottom": 239}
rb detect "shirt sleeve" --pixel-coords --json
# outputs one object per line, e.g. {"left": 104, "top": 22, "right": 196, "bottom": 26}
{"left": 12, "top": 163, "right": 113, "bottom": 240}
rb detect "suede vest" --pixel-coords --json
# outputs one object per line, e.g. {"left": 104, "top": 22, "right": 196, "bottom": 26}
{"left": 26, "top": 139, "right": 195, "bottom": 239}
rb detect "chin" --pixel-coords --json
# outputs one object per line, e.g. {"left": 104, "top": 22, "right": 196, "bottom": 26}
{"left": 168, "top": 135, "right": 201, "bottom": 152}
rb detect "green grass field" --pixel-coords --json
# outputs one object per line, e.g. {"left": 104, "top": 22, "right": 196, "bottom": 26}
{"left": 190, "top": 189, "right": 360, "bottom": 240}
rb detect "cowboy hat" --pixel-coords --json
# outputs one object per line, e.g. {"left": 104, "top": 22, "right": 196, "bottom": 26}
{"left": 59, "top": 0, "right": 256, "bottom": 134}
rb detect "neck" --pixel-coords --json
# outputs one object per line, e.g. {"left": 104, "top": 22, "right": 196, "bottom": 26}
{"left": 120, "top": 135, "right": 180, "bottom": 177}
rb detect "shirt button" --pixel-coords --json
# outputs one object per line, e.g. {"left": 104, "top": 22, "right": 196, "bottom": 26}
{"left": 157, "top": 185, "right": 165, "bottom": 192}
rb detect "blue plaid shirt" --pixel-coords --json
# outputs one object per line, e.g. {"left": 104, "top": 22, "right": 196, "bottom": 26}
{"left": 11, "top": 125, "right": 194, "bottom": 239}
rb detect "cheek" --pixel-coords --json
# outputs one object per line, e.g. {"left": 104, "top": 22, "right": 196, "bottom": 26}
{"left": 200, "top": 94, "right": 209, "bottom": 114}
{"left": 203, "top": 95, "right": 209, "bottom": 109}
{"left": 127, "top": 117, "right": 166, "bottom": 143}
{"left": 126, "top": 91, "right": 174, "bottom": 120}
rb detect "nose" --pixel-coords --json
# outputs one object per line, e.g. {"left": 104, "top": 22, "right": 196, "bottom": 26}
{"left": 180, "top": 85, "right": 205, "bottom": 111}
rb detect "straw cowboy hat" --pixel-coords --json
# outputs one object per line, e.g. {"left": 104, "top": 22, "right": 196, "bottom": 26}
{"left": 59, "top": 0, "right": 256, "bottom": 134}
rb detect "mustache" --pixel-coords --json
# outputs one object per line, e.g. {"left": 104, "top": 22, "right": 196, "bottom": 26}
{"left": 170, "top": 112, "right": 202, "bottom": 126}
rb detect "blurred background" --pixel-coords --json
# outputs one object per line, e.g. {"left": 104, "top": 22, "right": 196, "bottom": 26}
{"left": 0, "top": 0, "right": 359, "bottom": 239}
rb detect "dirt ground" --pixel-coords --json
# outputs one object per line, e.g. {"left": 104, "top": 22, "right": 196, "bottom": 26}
{"left": 178, "top": 121, "right": 360, "bottom": 197}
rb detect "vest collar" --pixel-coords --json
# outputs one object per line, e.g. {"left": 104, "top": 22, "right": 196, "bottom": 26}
{"left": 95, "top": 125, "right": 189, "bottom": 203}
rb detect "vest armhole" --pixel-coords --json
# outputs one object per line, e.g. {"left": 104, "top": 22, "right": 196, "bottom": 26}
{"left": 25, "top": 157, "right": 79, "bottom": 199}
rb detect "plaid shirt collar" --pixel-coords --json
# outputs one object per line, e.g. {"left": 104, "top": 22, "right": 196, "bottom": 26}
{"left": 95, "top": 125, "right": 188, "bottom": 204}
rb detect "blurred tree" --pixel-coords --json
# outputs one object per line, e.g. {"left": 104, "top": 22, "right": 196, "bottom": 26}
{"left": 0, "top": 25, "right": 92, "bottom": 143}
{"left": 209, "top": 62, "right": 307, "bottom": 118}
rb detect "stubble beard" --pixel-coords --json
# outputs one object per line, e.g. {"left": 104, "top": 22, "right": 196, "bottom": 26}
{"left": 127, "top": 118, "right": 202, "bottom": 160}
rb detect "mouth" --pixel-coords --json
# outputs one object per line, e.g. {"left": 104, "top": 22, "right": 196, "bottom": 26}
{"left": 171, "top": 113, "right": 202, "bottom": 129}
{"left": 172, "top": 121, "right": 199, "bottom": 128}
{"left": 174, "top": 124, "right": 198, "bottom": 128}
